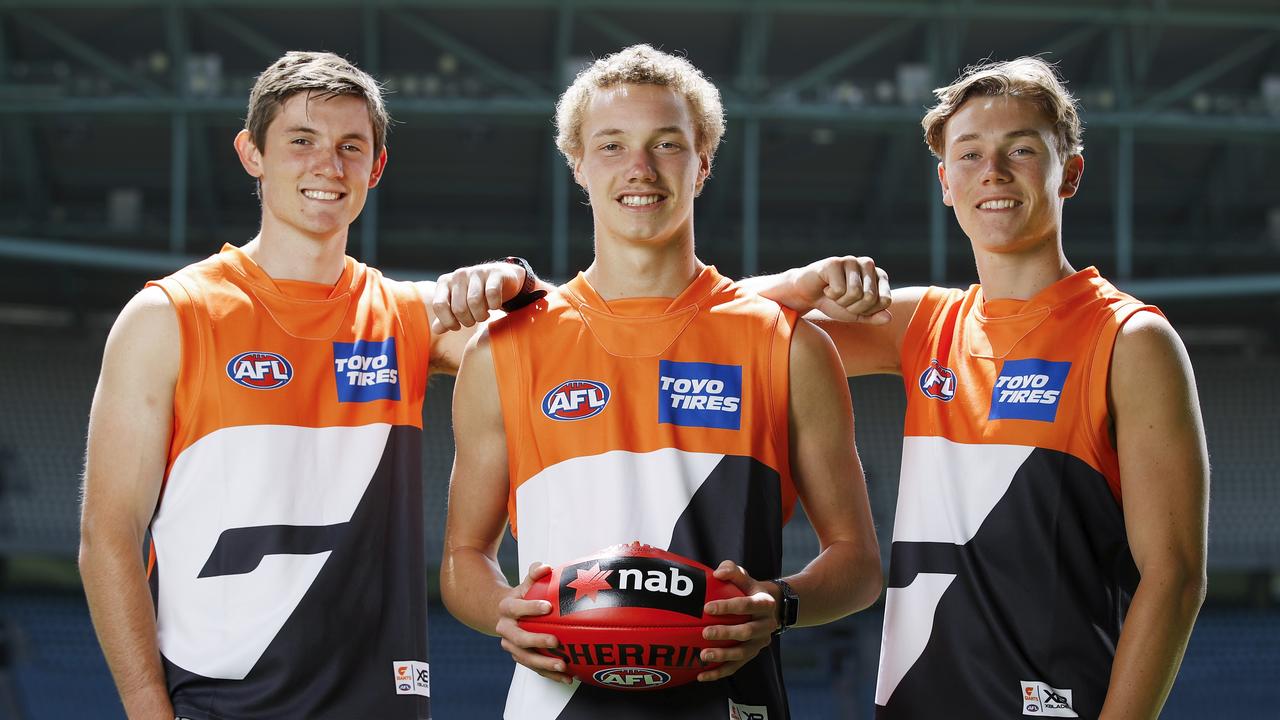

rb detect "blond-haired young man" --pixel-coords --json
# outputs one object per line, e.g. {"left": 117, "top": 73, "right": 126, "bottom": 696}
{"left": 785, "top": 57, "right": 1207, "bottom": 718}
{"left": 441, "top": 45, "right": 884, "bottom": 719}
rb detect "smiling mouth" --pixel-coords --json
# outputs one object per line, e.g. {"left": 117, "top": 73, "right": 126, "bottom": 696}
{"left": 617, "top": 194, "right": 666, "bottom": 208}
{"left": 302, "top": 189, "right": 344, "bottom": 201}
{"left": 977, "top": 199, "right": 1021, "bottom": 210}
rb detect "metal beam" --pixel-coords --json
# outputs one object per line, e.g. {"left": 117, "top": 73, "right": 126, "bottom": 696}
{"left": 1034, "top": 23, "right": 1101, "bottom": 60}
{"left": 1140, "top": 32, "right": 1277, "bottom": 113}
{"left": 769, "top": 18, "right": 917, "bottom": 100}
{"left": 388, "top": 8, "right": 550, "bottom": 99}
{"left": 167, "top": 3, "right": 188, "bottom": 254}
{"left": 196, "top": 7, "right": 283, "bottom": 60}
{"left": 736, "top": 2, "right": 770, "bottom": 97}
{"left": 579, "top": 11, "right": 643, "bottom": 49}
{"left": 0, "top": 12, "right": 48, "bottom": 222}
{"left": 550, "top": 0, "right": 572, "bottom": 279}
{"left": 11, "top": 9, "right": 165, "bottom": 96}
{"left": 741, "top": 117, "right": 760, "bottom": 275}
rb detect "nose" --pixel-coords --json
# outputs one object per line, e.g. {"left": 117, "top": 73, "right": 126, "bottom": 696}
{"left": 626, "top": 149, "right": 657, "bottom": 184}
{"left": 312, "top": 148, "right": 344, "bottom": 179}
{"left": 980, "top": 154, "right": 1011, "bottom": 184}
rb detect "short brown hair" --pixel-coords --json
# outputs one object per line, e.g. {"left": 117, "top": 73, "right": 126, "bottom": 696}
{"left": 246, "top": 51, "right": 390, "bottom": 156}
{"left": 922, "top": 56, "right": 1083, "bottom": 160}
{"left": 554, "top": 44, "right": 725, "bottom": 168}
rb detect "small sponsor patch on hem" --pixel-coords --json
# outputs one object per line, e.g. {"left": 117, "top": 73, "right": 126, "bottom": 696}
{"left": 393, "top": 660, "right": 430, "bottom": 697}
{"left": 1020, "top": 680, "right": 1077, "bottom": 717}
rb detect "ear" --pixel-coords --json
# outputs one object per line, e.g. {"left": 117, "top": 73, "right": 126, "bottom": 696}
{"left": 1059, "top": 153, "right": 1084, "bottom": 199}
{"left": 234, "top": 130, "right": 263, "bottom": 179}
{"left": 368, "top": 146, "right": 389, "bottom": 189}
{"left": 572, "top": 156, "right": 587, "bottom": 190}
{"left": 693, "top": 149, "right": 711, "bottom": 197}
{"left": 937, "top": 161, "right": 954, "bottom": 207}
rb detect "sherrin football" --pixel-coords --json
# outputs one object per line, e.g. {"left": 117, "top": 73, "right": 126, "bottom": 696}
{"left": 518, "top": 542, "right": 749, "bottom": 690}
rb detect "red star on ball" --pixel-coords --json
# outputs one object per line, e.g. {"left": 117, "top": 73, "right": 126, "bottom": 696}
{"left": 566, "top": 563, "right": 613, "bottom": 603}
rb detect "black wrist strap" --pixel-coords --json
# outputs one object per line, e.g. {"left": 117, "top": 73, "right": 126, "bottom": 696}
{"left": 770, "top": 578, "right": 798, "bottom": 635}
{"left": 500, "top": 256, "right": 547, "bottom": 312}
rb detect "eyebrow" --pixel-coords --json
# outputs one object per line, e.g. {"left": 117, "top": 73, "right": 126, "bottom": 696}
{"left": 281, "top": 125, "right": 370, "bottom": 143}
{"left": 953, "top": 128, "right": 1042, "bottom": 144}
{"left": 590, "top": 125, "right": 689, "bottom": 139}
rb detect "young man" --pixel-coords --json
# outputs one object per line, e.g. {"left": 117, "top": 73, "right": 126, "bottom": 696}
{"left": 775, "top": 58, "right": 1208, "bottom": 718}
{"left": 77, "top": 51, "right": 536, "bottom": 720}
{"left": 441, "top": 45, "right": 883, "bottom": 720}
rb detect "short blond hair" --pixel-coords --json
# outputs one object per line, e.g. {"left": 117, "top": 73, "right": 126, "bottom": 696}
{"left": 554, "top": 44, "right": 725, "bottom": 168}
{"left": 922, "top": 56, "right": 1083, "bottom": 160}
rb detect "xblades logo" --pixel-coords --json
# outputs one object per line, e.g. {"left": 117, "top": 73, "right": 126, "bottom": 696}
{"left": 558, "top": 556, "right": 704, "bottom": 618}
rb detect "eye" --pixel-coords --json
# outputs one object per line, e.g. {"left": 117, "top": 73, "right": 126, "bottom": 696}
{"left": 656, "top": 141, "right": 681, "bottom": 150}
{"left": 341, "top": 144, "right": 363, "bottom": 153}
{"left": 1011, "top": 147, "right": 1034, "bottom": 156}
{"left": 600, "top": 142, "right": 622, "bottom": 153}
{"left": 291, "top": 137, "right": 312, "bottom": 146}
{"left": 959, "top": 151, "right": 979, "bottom": 161}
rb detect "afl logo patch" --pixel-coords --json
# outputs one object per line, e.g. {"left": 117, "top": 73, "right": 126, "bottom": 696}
{"left": 918, "top": 359, "right": 957, "bottom": 401}
{"left": 226, "top": 351, "right": 293, "bottom": 390}
{"left": 542, "top": 380, "right": 610, "bottom": 421}
{"left": 593, "top": 667, "right": 671, "bottom": 689}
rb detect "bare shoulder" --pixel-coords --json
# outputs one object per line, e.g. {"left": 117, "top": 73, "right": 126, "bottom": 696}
{"left": 104, "top": 286, "right": 180, "bottom": 365}
{"left": 1111, "top": 311, "right": 1191, "bottom": 381}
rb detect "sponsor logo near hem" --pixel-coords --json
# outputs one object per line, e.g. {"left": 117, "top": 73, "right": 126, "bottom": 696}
{"left": 393, "top": 661, "right": 430, "bottom": 697}
{"left": 542, "top": 379, "right": 610, "bottom": 421}
{"left": 918, "top": 359, "right": 957, "bottom": 401}
{"left": 227, "top": 351, "right": 293, "bottom": 390}
{"left": 1020, "top": 680, "right": 1077, "bottom": 717}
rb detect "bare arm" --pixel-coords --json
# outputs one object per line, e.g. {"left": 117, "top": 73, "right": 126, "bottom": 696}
{"left": 439, "top": 329, "right": 569, "bottom": 683}
{"left": 739, "top": 257, "right": 927, "bottom": 377}
{"left": 78, "top": 286, "right": 178, "bottom": 720}
{"left": 420, "top": 261, "right": 553, "bottom": 375}
{"left": 1099, "top": 313, "right": 1209, "bottom": 720}
{"left": 699, "top": 320, "right": 883, "bottom": 680}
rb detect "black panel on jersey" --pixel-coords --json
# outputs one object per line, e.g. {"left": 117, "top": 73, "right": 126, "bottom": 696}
{"left": 554, "top": 454, "right": 791, "bottom": 719}
{"left": 878, "top": 448, "right": 1138, "bottom": 719}
{"left": 166, "top": 425, "right": 430, "bottom": 720}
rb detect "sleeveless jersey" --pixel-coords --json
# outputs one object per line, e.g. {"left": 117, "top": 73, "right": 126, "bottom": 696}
{"left": 875, "top": 268, "right": 1159, "bottom": 718}
{"left": 488, "top": 266, "right": 797, "bottom": 720}
{"left": 146, "top": 244, "right": 432, "bottom": 720}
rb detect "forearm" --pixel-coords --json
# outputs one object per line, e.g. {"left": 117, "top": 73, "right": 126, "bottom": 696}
{"left": 441, "top": 544, "right": 515, "bottom": 636}
{"left": 1098, "top": 568, "right": 1206, "bottom": 720}
{"left": 785, "top": 539, "right": 883, "bottom": 627}
{"left": 80, "top": 538, "right": 173, "bottom": 720}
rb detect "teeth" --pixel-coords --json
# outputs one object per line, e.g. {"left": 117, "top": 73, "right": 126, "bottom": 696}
{"left": 979, "top": 199, "right": 1019, "bottom": 210}
{"left": 620, "top": 195, "right": 662, "bottom": 207}
{"left": 303, "top": 190, "right": 341, "bottom": 200}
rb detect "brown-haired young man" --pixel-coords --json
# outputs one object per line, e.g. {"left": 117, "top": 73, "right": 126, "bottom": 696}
{"left": 77, "top": 51, "right": 539, "bottom": 720}
{"left": 441, "top": 44, "right": 884, "bottom": 720}
{"left": 774, "top": 57, "right": 1208, "bottom": 718}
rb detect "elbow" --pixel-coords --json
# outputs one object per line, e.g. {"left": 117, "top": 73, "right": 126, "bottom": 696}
{"left": 856, "top": 555, "right": 885, "bottom": 611}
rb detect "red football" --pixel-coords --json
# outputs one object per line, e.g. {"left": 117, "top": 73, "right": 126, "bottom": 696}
{"left": 518, "top": 542, "right": 748, "bottom": 690}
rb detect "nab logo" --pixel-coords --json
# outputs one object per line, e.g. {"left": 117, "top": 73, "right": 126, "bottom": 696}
{"left": 542, "top": 380, "right": 610, "bottom": 421}
{"left": 593, "top": 667, "right": 671, "bottom": 688}
{"left": 226, "top": 351, "right": 293, "bottom": 390}
{"left": 918, "top": 359, "right": 957, "bottom": 401}
{"left": 990, "top": 359, "right": 1071, "bottom": 422}
{"left": 558, "top": 556, "right": 705, "bottom": 618}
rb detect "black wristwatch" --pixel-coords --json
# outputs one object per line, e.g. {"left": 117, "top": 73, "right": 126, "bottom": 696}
{"left": 500, "top": 256, "right": 547, "bottom": 312}
{"left": 769, "top": 578, "right": 798, "bottom": 635}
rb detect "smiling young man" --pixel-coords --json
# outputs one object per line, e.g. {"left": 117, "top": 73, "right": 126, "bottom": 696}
{"left": 440, "top": 45, "right": 883, "bottom": 720}
{"left": 77, "top": 51, "right": 539, "bottom": 720}
{"left": 779, "top": 58, "right": 1208, "bottom": 718}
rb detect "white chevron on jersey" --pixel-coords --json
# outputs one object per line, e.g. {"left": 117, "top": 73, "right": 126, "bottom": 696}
{"left": 152, "top": 423, "right": 391, "bottom": 679}
{"left": 507, "top": 447, "right": 725, "bottom": 720}
{"left": 892, "top": 436, "right": 1034, "bottom": 544}
{"left": 875, "top": 573, "right": 956, "bottom": 706}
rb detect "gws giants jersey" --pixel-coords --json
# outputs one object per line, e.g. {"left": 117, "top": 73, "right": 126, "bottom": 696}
{"left": 876, "top": 268, "right": 1159, "bottom": 719}
{"left": 146, "top": 244, "right": 432, "bottom": 720}
{"left": 489, "top": 266, "right": 797, "bottom": 720}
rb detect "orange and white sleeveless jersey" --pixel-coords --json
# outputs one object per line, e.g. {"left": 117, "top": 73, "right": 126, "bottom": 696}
{"left": 488, "top": 266, "right": 797, "bottom": 720}
{"left": 875, "top": 268, "right": 1159, "bottom": 719}
{"left": 145, "top": 244, "right": 432, "bottom": 720}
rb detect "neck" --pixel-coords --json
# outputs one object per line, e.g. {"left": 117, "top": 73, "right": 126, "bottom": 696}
{"left": 584, "top": 231, "right": 702, "bottom": 301}
{"left": 243, "top": 215, "right": 349, "bottom": 285}
{"left": 973, "top": 234, "right": 1075, "bottom": 301}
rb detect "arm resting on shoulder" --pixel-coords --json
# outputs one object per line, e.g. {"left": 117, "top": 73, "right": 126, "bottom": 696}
{"left": 78, "top": 286, "right": 179, "bottom": 720}
{"left": 1100, "top": 313, "right": 1209, "bottom": 720}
